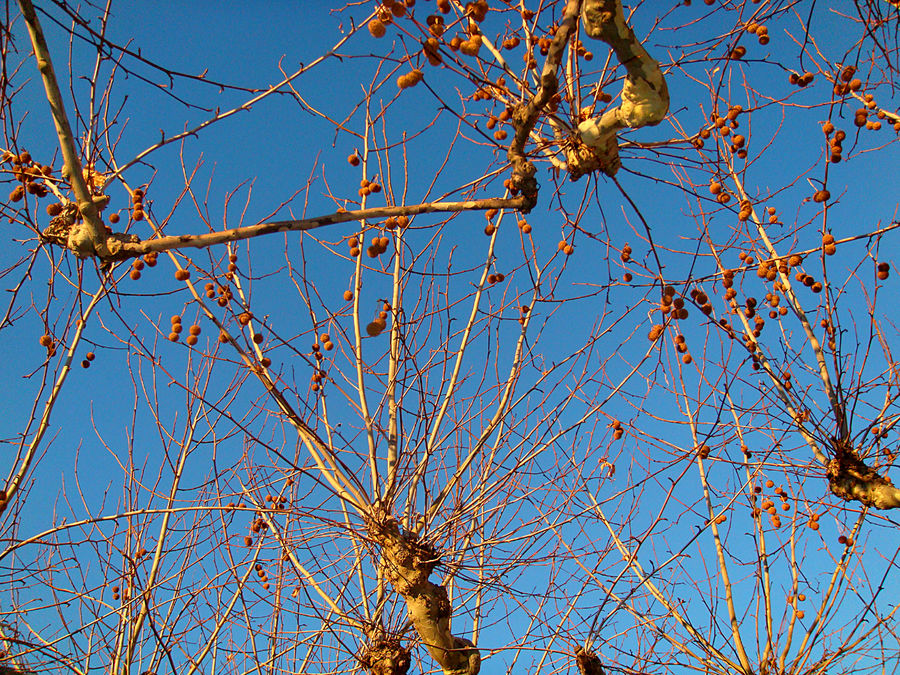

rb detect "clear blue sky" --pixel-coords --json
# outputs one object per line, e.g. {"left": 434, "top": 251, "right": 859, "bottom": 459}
{"left": 3, "top": 2, "right": 899, "bottom": 673}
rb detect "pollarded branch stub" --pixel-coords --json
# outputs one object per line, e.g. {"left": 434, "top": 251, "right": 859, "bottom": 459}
{"left": 575, "top": 647, "right": 605, "bottom": 675}
{"left": 40, "top": 201, "right": 138, "bottom": 258}
{"left": 570, "top": 0, "right": 669, "bottom": 179}
{"left": 826, "top": 437, "right": 900, "bottom": 509}
{"left": 359, "top": 630, "right": 412, "bottom": 675}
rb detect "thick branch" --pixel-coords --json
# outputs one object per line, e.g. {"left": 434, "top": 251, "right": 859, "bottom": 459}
{"left": 506, "top": 0, "right": 582, "bottom": 212}
{"left": 569, "top": 0, "right": 669, "bottom": 177}
{"left": 827, "top": 438, "right": 900, "bottom": 509}
{"left": 367, "top": 514, "right": 479, "bottom": 675}
{"left": 18, "top": 0, "right": 109, "bottom": 256}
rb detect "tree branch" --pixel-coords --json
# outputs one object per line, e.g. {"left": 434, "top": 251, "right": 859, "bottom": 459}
{"left": 568, "top": 0, "right": 669, "bottom": 177}
{"left": 367, "top": 513, "right": 479, "bottom": 675}
{"left": 18, "top": 0, "right": 109, "bottom": 256}
{"left": 91, "top": 197, "right": 528, "bottom": 261}
{"left": 506, "top": 0, "right": 582, "bottom": 212}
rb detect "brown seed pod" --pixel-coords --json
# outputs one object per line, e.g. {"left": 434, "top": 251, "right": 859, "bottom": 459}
{"left": 343, "top": 290, "right": 354, "bottom": 301}
{"left": 368, "top": 19, "right": 387, "bottom": 37}
{"left": 174, "top": 269, "right": 190, "bottom": 281}
{"left": 347, "top": 153, "right": 360, "bottom": 166}
{"left": 813, "top": 189, "right": 831, "bottom": 203}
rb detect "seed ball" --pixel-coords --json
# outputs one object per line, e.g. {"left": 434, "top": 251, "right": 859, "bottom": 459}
{"left": 564, "top": 245, "right": 574, "bottom": 255}
{"left": 174, "top": 269, "right": 190, "bottom": 281}
{"left": 46, "top": 202, "right": 63, "bottom": 216}
{"left": 109, "top": 212, "right": 120, "bottom": 224}
{"left": 253, "top": 333, "right": 263, "bottom": 344}
{"left": 813, "top": 189, "right": 830, "bottom": 203}
{"left": 130, "top": 269, "right": 141, "bottom": 280}
{"left": 366, "top": 322, "right": 382, "bottom": 336}
{"left": 261, "top": 357, "right": 271, "bottom": 367}
{"left": 168, "top": 332, "right": 179, "bottom": 342}
{"left": 368, "top": 19, "right": 387, "bottom": 37}
{"left": 186, "top": 335, "right": 198, "bottom": 346}
{"left": 343, "top": 290, "right": 354, "bottom": 301}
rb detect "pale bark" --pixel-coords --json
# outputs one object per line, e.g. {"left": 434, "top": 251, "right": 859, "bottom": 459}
{"left": 827, "top": 438, "right": 900, "bottom": 509}
{"left": 18, "top": 0, "right": 109, "bottom": 257}
{"left": 568, "top": 0, "right": 669, "bottom": 178}
{"left": 367, "top": 514, "right": 480, "bottom": 675}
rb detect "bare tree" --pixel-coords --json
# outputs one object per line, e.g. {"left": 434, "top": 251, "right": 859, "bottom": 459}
{"left": 1, "top": 1, "right": 899, "bottom": 674}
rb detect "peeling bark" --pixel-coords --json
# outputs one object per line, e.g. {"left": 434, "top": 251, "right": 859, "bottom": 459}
{"left": 367, "top": 513, "right": 479, "bottom": 675}
{"left": 827, "top": 437, "right": 900, "bottom": 509}
{"left": 567, "top": 0, "right": 669, "bottom": 178}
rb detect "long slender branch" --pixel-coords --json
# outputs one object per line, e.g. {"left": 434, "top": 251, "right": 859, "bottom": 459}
{"left": 61, "top": 197, "right": 527, "bottom": 261}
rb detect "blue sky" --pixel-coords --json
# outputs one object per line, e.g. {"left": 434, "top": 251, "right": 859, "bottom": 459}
{"left": 2, "top": 2, "right": 900, "bottom": 674}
